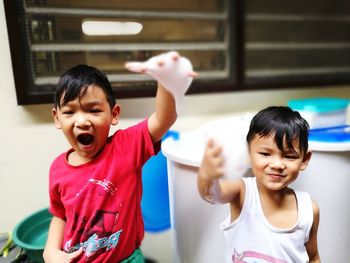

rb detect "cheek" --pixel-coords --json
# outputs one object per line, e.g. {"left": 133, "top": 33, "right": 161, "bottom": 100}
{"left": 63, "top": 129, "right": 76, "bottom": 141}
{"left": 60, "top": 125, "right": 73, "bottom": 136}
{"left": 250, "top": 155, "right": 264, "bottom": 167}
{"left": 95, "top": 122, "right": 112, "bottom": 138}
{"left": 290, "top": 162, "right": 303, "bottom": 172}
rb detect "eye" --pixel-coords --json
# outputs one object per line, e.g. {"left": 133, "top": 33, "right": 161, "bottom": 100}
{"left": 258, "top": 152, "right": 270, "bottom": 156}
{"left": 62, "top": 110, "right": 74, "bottom": 115}
{"left": 285, "top": 155, "right": 298, "bottom": 160}
{"left": 90, "top": 108, "right": 102, "bottom": 113}
{"left": 284, "top": 151, "right": 299, "bottom": 159}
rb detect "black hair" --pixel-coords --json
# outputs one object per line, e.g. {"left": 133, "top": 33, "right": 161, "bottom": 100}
{"left": 54, "top": 64, "right": 116, "bottom": 109}
{"left": 246, "top": 106, "right": 309, "bottom": 155}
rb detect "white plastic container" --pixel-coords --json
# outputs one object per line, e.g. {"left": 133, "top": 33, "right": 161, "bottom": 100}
{"left": 164, "top": 113, "right": 350, "bottom": 263}
{"left": 162, "top": 115, "right": 253, "bottom": 263}
{"left": 291, "top": 125, "right": 350, "bottom": 263}
{"left": 288, "top": 97, "right": 349, "bottom": 129}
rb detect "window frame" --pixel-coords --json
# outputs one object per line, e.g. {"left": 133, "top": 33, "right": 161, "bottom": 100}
{"left": 4, "top": 0, "right": 240, "bottom": 105}
{"left": 5, "top": 0, "right": 349, "bottom": 105}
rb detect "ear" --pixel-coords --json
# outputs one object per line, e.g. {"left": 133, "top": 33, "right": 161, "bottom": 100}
{"left": 111, "top": 104, "right": 120, "bottom": 125}
{"left": 52, "top": 108, "right": 62, "bottom": 129}
{"left": 300, "top": 150, "right": 312, "bottom": 171}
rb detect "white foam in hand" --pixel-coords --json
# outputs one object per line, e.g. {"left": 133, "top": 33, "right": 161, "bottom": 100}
{"left": 125, "top": 51, "right": 196, "bottom": 115}
{"left": 205, "top": 124, "right": 250, "bottom": 180}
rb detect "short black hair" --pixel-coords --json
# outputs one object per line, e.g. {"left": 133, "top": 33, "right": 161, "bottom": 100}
{"left": 54, "top": 64, "right": 116, "bottom": 109}
{"left": 246, "top": 106, "right": 309, "bottom": 155}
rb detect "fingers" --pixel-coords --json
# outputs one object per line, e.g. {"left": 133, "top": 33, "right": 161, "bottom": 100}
{"left": 202, "top": 139, "right": 224, "bottom": 179}
{"left": 206, "top": 138, "right": 222, "bottom": 156}
{"left": 206, "top": 137, "right": 215, "bottom": 148}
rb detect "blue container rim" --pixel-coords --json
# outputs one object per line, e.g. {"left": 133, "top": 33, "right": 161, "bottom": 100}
{"left": 309, "top": 125, "right": 350, "bottom": 142}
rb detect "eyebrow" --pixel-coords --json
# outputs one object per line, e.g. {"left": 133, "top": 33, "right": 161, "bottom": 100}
{"left": 257, "top": 145, "right": 274, "bottom": 151}
{"left": 61, "top": 100, "right": 103, "bottom": 108}
{"left": 81, "top": 100, "right": 103, "bottom": 107}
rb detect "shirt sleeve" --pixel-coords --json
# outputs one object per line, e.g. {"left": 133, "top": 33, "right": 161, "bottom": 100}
{"left": 48, "top": 157, "right": 66, "bottom": 220}
{"left": 111, "top": 118, "right": 161, "bottom": 169}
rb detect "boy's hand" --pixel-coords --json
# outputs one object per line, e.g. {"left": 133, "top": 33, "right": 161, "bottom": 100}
{"left": 43, "top": 247, "right": 83, "bottom": 263}
{"left": 205, "top": 124, "right": 250, "bottom": 180}
{"left": 125, "top": 51, "right": 197, "bottom": 115}
{"left": 199, "top": 138, "right": 224, "bottom": 181}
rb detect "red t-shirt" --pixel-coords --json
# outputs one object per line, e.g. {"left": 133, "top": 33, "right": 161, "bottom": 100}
{"left": 49, "top": 119, "right": 159, "bottom": 262}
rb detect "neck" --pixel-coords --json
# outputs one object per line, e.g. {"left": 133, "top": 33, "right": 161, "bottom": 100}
{"left": 67, "top": 150, "right": 93, "bottom": 166}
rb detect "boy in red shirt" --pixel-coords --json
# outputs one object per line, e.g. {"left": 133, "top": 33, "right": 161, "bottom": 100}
{"left": 44, "top": 52, "right": 195, "bottom": 262}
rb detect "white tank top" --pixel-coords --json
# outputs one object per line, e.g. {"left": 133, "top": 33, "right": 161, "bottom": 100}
{"left": 220, "top": 177, "right": 313, "bottom": 263}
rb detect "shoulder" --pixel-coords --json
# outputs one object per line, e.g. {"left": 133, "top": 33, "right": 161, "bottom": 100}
{"left": 111, "top": 118, "right": 158, "bottom": 160}
{"left": 113, "top": 119, "right": 148, "bottom": 138}
{"left": 311, "top": 198, "right": 320, "bottom": 221}
{"left": 293, "top": 189, "right": 317, "bottom": 214}
{"left": 227, "top": 178, "right": 247, "bottom": 206}
{"left": 240, "top": 176, "right": 255, "bottom": 194}
{"left": 227, "top": 178, "right": 248, "bottom": 221}
{"left": 110, "top": 119, "right": 148, "bottom": 147}
{"left": 297, "top": 192, "right": 320, "bottom": 230}
{"left": 50, "top": 151, "right": 67, "bottom": 168}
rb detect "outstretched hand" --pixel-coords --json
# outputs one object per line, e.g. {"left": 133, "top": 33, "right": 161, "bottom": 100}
{"left": 125, "top": 51, "right": 197, "bottom": 115}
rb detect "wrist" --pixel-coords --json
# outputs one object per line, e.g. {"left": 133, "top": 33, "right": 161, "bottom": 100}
{"left": 198, "top": 169, "right": 211, "bottom": 181}
{"left": 203, "top": 179, "right": 221, "bottom": 204}
{"left": 199, "top": 166, "right": 221, "bottom": 181}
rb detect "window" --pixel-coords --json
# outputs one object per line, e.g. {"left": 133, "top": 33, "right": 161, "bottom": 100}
{"left": 244, "top": 0, "right": 350, "bottom": 88}
{"left": 4, "top": 0, "right": 234, "bottom": 105}
{"left": 4, "top": 0, "right": 350, "bottom": 105}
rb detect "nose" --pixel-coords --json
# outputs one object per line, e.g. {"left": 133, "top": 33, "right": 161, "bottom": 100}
{"left": 269, "top": 157, "right": 286, "bottom": 170}
{"left": 74, "top": 113, "right": 91, "bottom": 128}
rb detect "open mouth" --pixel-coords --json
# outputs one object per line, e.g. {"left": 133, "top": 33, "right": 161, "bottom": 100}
{"left": 77, "top": 134, "right": 94, "bottom": 146}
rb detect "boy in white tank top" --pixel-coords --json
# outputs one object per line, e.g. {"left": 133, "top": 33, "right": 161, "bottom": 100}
{"left": 198, "top": 106, "right": 320, "bottom": 262}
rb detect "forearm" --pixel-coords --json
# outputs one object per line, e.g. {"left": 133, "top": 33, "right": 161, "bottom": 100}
{"left": 44, "top": 216, "right": 65, "bottom": 255}
{"left": 148, "top": 83, "right": 177, "bottom": 143}
{"left": 197, "top": 174, "right": 222, "bottom": 204}
{"left": 43, "top": 216, "right": 84, "bottom": 262}
{"left": 197, "top": 139, "right": 226, "bottom": 204}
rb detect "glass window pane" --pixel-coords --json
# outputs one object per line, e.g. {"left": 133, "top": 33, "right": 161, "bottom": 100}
{"left": 28, "top": 16, "right": 225, "bottom": 44}
{"left": 5, "top": 0, "right": 233, "bottom": 103}
{"left": 245, "top": 0, "right": 350, "bottom": 85}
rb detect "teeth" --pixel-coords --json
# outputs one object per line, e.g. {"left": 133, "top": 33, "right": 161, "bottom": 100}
{"left": 78, "top": 134, "right": 94, "bottom": 145}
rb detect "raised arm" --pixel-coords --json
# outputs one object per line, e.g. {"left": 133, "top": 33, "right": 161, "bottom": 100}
{"left": 147, "top": 83, "right": 177, "bottom": 143}
{"left": 125, "top": 51, "right": 196, "bottom": 143}
{"left": 198, "top": 139, "right": 243, "bottom": 204}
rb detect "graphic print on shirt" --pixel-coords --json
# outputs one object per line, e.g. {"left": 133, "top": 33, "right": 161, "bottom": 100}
{"left": 88, "top": 179, "right": 116, "bottom": 196}
{"left": 232, "top": 249, "right": 287, "bottom": 263}
{"left": 64, "top": 179, "right": 123, "bottom": 258}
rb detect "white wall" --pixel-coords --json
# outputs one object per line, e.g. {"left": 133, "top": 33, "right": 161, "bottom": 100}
{"left": 1, "top": 0, "right": 350, "bottom": 231}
